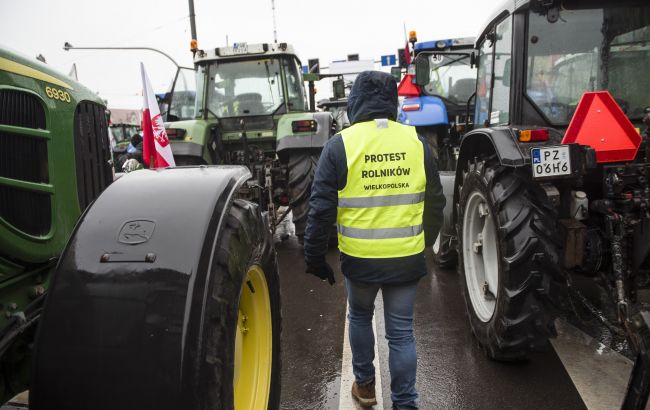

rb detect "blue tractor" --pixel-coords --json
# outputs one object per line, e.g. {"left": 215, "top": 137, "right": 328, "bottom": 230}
{"left": 397, "top": 36, "right": 476, "bottom": 172}
{"left": 397, "top": 35, "right": 477, "bottom": 266}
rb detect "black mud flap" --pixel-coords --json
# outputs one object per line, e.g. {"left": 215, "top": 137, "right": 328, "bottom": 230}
{"left": 30, "top": 166, "right": 250, "bottom": 410}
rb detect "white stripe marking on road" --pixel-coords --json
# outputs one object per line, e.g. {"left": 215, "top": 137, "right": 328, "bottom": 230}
{"left": 551, "top": 319, "right": 650, "bottom": 410}
{"left": 339, "top": 300, "right": 384, "bottom": 409}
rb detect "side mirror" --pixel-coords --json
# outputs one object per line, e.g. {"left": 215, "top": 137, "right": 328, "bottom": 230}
{"left": 390, "top": 66, "right": 402, "bottom": 82}
{"left": 333, "top": 79, "right": 345, "bottom": 100}
{"left": 470, "top": 51, "right": 477, "bottom": 68}
{"left": 414, "top": 55, "right": 430, "bottom": 86}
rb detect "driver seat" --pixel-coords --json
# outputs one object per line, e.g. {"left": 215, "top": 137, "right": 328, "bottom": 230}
{"left": 236, "top": 93, "right": 264, "bottom": 115}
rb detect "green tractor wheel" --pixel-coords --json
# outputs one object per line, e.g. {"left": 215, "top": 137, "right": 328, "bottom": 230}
{"left": 31, "top": 167, "right": 281, "bottom": 410}
{"left": 204, "top": 200, "right": 282, "bottom": 410}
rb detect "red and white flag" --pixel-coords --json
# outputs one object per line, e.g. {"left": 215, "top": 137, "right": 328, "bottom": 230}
{"left": 404, "top": 41, "right": 412, "bottom": 66}
{"left": 141, "top": 63, "right": 175, "bottom": 168}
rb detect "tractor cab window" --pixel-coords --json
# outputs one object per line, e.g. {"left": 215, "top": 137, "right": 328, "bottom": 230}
{"left": 475, "top": 35, "right": 494, "bottom": 127}
{"left": 282, "top": 58, "right": 308, "bottom": 111}
{"left": 491, "top": 17, "right": 513, "bottom": 125}
{"left": 168, "top": 67, "right": 198, "bottom": 121}
{"left": 421, "top": 53, "right": 476, "bottom": 105}
{"left": 526, "top": 5, "right": 650, "bottom": 125}
{"left": 207, "top": 58, "right": 284, "bottom": 118}
{"left": 475, "top": 16, "right": 513, "bottom": 127}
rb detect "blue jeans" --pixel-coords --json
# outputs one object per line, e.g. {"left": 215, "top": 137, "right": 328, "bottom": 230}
{"left": 345, "top": 277, "right": 419, "bottom": 409}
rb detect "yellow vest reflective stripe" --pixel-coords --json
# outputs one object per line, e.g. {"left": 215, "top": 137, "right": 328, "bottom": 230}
{"left": 337, "top": 119, "right": 426, "bottom": 258}
{"left": 338, "top": 192, "right": 425, "bottom": 208}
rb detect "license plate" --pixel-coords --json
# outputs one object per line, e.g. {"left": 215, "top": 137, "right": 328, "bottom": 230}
{"left": 531, "top": 145, "right": 571, "bottom": 178}
{"left": 233, "top": 42, "right": 248, "bottom": 54}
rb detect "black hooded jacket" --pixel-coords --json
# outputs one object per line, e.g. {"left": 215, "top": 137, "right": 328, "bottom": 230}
{"left": 303, "top": 71, "right": 446, "bottom": 284}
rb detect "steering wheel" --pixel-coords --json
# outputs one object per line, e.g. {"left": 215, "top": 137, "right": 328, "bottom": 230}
{"left": 539, "top": 101, "right": 570, "bottom": 122}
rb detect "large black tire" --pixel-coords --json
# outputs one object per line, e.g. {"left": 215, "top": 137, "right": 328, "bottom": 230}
{"left": 31, "top": 167, "right": 278, "bottom": 410}
{"left": 288, "top": 152, "right": 318, "bottom": 241}
{"left": 457, "top": 156, "right": 560, "bottom": 361}
{"left": 202, "top": 199, "right": 282, "bottom": 409}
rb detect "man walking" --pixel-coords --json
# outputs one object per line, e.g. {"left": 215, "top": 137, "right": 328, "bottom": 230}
{"left": 303, "top": 71, "right": 445, "bottom": 409}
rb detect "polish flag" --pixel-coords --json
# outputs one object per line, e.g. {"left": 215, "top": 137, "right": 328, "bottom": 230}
{"left": 404, "top": 41, "right": 412, "bottom": 66}
{"left": 140, "top": 63, "right": 175, "bottom": 168}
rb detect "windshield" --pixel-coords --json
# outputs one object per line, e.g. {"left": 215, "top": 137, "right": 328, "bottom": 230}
{"left": 421, "top": 53, "right": 476, "bottom": 104}
{"left": 110, "top": 125, "right": 137, "bottom": 143}
{"left": 167, "top": 68, "right": 198, "bottom": 121}
{"left": 527, "top": 5, "right": 650, "bottom": 124}
{"left": 206, "top": 58, "right": 286, "bottom": 118}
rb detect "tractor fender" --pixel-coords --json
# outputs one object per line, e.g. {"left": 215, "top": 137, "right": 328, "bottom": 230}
{"left": 398, "top": 96, "right": 448, "bottom": 127}
{"left": 276, "top": 111, "right": 333, "bottom": 152}
{"left": 451, "top": 128, "right": 525, "bottom": 223}
{"left": 458, "top": 127, "right": 526, "bottom": 168}
{"left": 170, "top": 140, "right": 204, "bottom": 158}
{"left": 31, "top": 166, "right": 251, "bottom": 410}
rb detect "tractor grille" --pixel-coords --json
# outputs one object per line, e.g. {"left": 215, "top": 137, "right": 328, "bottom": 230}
{"left": 220, "top": 115, "right": 274, "bottom": 132}
{"left": 0, "top": 132, "right": 48, "bottom": 183}
{"left": 0, "top": 89, "right": 46, "bottom": 129}
{"left": 74, "top": 102, "right": 112, "bottom": 211}
{"left": 0, "top": 185, "right": 51, "bottom": 236}
{"left": 0, "top": 89, "right": 51, "bottom": 236}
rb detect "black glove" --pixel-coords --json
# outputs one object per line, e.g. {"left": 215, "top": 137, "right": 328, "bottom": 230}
{"left": 305, "top": 261, "right": 336, "bottom": 285}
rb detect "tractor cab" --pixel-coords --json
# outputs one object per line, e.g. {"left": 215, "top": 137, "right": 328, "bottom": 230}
{"left": 402, "top": 36, "right": 477, "bottom": 171}
{"left": 162, "top": 42, "right": 313, "bottom": 166}
{"left": 515, "top": 2, "right": 649, "bottom": 134}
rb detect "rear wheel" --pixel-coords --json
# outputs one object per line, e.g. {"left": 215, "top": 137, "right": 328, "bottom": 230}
{"left": 288, "top": 152, "right": 318, "bottom": 241}
{"left": 202, "top": 199, "right": 281, "bottom": 409}
{"left": 457, "top": 156, "right": 559, "bottom": 360}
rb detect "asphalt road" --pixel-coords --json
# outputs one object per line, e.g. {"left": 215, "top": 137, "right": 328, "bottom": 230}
{"left": 0, "top": 226, "right": 635, "bottom": 410}
{"left": 277, "top": 235, "right": 617, "bottom": 410}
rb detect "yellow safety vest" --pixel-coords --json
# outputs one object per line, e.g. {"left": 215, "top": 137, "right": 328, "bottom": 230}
{"left": 338, "top": 118, "right": 426, "bottom": 258}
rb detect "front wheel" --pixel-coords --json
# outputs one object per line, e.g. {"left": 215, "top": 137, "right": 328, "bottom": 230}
{"left": 457, "top": 156, "right": 559, "bottom": 360}
{"left": 202, "top": 200, "right": 282, "bottom": 409}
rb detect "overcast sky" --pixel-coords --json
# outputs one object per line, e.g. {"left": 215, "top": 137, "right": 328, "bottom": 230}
{"left": 0, "top": 0, "right": 495, "bottom": 109}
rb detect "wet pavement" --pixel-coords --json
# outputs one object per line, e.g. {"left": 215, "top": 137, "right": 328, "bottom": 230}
{"left": 277, "top": 236, "right": 588, "bottom": 409}
{"left": 0, "top": 227, "right": 636, "bottom": 409}
{"left": 277, "top": 235, "right": 347, "bottom": 409}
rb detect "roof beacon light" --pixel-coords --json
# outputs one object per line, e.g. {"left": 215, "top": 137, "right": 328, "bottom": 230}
{"left": 409, "top": 31, "right": 418, "bottom": 43}
{"left": 190, "top": 39, "right": 198, "bottom": 51}
{"left": 519, "top": 129, "right": 549, "bottom": 142}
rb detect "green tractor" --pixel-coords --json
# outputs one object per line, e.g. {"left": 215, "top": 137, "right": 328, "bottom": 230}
{"left": 0, "top": 47, "right": 113, "bottom": 401}
{"left": 161, "top": 42, "right": 334, "bottom": 239}
{"left": 1, "top": 47, "right": 283, "bottom": 409}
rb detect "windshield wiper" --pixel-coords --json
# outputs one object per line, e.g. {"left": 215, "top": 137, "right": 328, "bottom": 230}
{"left": 432, "top": 55, "right": 470, "bottom": 71}
{"left": 264, "top": 61, "right": 277, "bottom": 109}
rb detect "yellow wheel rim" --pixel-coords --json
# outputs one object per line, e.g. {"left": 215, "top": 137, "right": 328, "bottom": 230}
{"left": 234, "top": 265, "right": 273, "bottom": 410}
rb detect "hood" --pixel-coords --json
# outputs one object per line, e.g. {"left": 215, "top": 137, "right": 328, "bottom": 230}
{"left": 347, "top": 71, "right": 398, "bottom": 125}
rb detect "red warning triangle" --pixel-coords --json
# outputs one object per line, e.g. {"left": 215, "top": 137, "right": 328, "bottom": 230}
{"left": 562, "top": 91, "right": 641, "bottom": 163}
{"left": 397, "top": 74, "right": 420, "bottom": 98}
